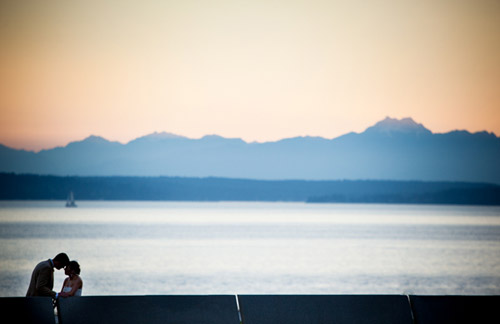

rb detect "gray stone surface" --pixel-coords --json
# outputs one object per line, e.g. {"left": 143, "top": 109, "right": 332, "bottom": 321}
{"left": 238, "top": 295, "right": 414, "bottom": 324}
{"left": 58, "top": 295, "right": 240, "bottom": 324}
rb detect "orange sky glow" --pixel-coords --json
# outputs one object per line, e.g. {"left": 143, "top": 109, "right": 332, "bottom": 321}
{"left": 1, "top": 0, "right": 499, "bottom": 151}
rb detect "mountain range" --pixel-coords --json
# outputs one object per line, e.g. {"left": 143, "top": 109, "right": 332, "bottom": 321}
{"left": 1, "top": 117, "right": 499, "bottom": 183}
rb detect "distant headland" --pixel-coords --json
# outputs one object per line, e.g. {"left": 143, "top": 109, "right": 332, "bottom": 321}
{"left": 1, "top": 173, "right": 499, "bottom": 205}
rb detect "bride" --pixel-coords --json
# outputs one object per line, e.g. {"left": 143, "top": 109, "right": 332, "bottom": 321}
{"left": 60, "top": 261, "right": 83, "bottom": 297}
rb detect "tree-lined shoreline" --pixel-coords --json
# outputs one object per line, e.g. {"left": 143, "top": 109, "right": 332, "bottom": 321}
{"left": 1, "top": 173, "right": 499, "bottom": 205}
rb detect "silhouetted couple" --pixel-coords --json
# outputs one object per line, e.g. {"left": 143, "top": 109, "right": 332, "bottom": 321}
{"left": 26, "top": 253, "right": 83, "bottom": 298}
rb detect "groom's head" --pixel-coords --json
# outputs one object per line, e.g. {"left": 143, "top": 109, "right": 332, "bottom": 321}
{"left": 53, "top": 253, "right": 70, "bottom": 270}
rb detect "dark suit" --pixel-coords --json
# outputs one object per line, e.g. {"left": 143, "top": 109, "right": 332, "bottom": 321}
{"left": 26, "top": 259, "right": 56, "bottom": 298}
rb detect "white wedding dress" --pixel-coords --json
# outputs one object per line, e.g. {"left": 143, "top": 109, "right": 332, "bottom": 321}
{"left": 63, "top": 285, "right": 82, "bottom": 296}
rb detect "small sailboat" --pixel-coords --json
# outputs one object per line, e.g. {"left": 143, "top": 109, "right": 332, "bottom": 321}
{"left": 66, "top": 191, "right": 77, "bottom": 208}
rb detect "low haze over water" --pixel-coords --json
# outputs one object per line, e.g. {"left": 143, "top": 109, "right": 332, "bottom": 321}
{"left": 1, "top": 201, "right": 499, "bottom": 297}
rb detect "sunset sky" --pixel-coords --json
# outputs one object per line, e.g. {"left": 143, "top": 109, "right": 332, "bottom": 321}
{"left": 1, "top": 0, "right": 499, "bottom": 151}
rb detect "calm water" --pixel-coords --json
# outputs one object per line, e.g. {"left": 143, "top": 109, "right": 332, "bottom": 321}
{"left": 1, "top": 201, "right": 499, "bottom": 297}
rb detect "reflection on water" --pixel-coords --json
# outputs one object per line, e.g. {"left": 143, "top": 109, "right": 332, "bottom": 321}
{"left": 1, "top": 201, "right": 499, "bottom": 296}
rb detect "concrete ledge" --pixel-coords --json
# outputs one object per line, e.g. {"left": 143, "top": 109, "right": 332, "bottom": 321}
{"left": 57, "top": 295, "right": 240, "bottom": 324}
{"left": 2, "top": 295, "right": 499, "bottom": 324}
{"left": 238, "top": 295, "right": 414, "bottom": 324}
{"left": 409, "top": 295, "right": 500, "bottom": 324}
{"left": 0, "top": 297, "right": 55, "bottom": 324}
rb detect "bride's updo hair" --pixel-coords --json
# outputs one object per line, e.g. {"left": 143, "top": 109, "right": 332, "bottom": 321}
{"left": 68, "top": 261, "right": 81, "bottom": 275}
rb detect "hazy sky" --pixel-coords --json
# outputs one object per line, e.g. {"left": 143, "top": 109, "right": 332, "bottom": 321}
{"left": 1, "top": 0, "right": 499, "bottom": 151}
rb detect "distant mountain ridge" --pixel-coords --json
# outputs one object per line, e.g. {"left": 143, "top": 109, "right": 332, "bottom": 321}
{"left": 1, "top": 117, "right": 499, "bottom": 183}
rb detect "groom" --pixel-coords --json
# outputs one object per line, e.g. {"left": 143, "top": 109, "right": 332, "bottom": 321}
{"left": 26, "top": 253, "right": 70, "bottom": 299}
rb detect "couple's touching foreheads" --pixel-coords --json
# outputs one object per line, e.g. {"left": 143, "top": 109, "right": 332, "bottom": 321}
{"left": 26, "top": 252, "right": 83, "bottom": 299}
